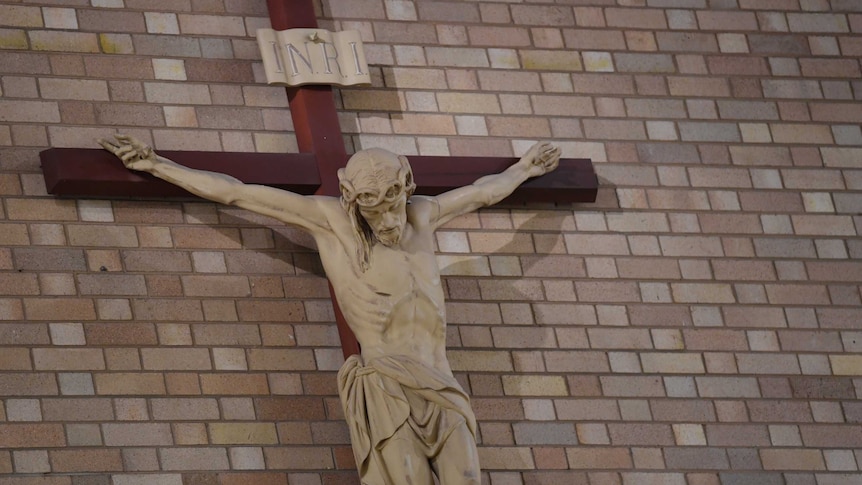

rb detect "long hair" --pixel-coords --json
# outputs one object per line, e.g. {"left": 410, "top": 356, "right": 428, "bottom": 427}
{"left": 337, "top": 148, "right": 416, "bottom": 272}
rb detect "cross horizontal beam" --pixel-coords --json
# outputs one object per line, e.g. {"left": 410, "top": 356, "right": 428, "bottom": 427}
{"left": 40, "top": 148, "right": 598, "bottom": 204}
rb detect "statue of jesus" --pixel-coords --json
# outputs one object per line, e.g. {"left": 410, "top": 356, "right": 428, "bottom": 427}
{"left": 100, "top": 134, "right": 560, "bottom": 485}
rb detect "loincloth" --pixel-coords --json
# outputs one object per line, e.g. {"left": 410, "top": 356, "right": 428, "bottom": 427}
{"left": 337, "top": 354, "right": 477, "bottom": 482}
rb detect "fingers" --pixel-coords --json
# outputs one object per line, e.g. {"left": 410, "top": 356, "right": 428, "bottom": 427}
{"left": 97, "top": 138, "right": 119, "bottom": 153}
{"left": 538, "top": 144, "right": 560, "bottom": 161}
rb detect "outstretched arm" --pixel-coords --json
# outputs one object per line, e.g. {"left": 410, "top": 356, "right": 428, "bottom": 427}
{"left": 99, "top": 135, "right": 330, "bottom": 233}
{"left": 425, "top": 141, "right": 560, "bottom": 229}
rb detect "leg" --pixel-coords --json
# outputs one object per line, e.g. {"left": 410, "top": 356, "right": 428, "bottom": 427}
{"left": 431, "top": 423, "right": 481, "bottom": 485}
{"left": 373, "top": 423, "right": 435, "bottom": 485}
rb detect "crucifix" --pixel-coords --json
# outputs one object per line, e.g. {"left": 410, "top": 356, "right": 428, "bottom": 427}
{"left": 41, "top": 1, "right": 597, "bottom": 481}
{"left": 41, "top": 0, "right": 598, "bottom": 360}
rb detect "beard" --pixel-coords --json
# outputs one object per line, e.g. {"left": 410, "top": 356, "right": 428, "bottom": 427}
{"left": 375, "top": 227, "right": 401, "bottom": 246}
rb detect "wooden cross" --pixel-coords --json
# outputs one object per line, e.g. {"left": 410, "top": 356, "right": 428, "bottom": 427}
{"left": 40, "top": 0, "right": 598, "bottom": 359}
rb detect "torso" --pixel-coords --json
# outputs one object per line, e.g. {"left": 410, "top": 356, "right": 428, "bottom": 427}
{"left": 312, "top": 198, "right": 451, "bottom": 374}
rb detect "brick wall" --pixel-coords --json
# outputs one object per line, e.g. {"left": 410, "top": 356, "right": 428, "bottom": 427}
{"left": 1, "top": 0, "right": 861, "bottom": 484}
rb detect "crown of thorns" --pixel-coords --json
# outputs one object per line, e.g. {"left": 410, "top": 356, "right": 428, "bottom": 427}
{"left": 339, "top": 152, "right": 416, "bottom": 208}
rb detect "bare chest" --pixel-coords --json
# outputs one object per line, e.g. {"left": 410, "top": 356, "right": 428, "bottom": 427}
{"left": 362, "top": 243, "right": 441, "bottom": 299}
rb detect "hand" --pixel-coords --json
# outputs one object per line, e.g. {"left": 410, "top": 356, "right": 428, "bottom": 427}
{"left": 98, "top": 134, "right": 157, "bottom": 172}
{"left": 526, "top": 141, "right": 561, "bottom": 178}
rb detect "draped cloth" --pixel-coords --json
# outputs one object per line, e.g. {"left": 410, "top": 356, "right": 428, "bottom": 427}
{"left": 337, "top": 354, "right": 478, "bottom": 485}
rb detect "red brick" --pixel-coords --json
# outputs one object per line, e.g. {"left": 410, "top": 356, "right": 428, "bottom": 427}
{"left": 651, "top": 400, "right": 716, "bottom": 422}
{"left": 706, "top": 424, "right": 770, "bottom": 446}
{"left": 607, "top": 8, "right": 667, "bottom": 29}
{"left": 708, "top": 56, "right": 769, "bottom": 76}
{"left": 0, "top": 424, "right": 65, "bottom": 448}
{"left": 608, "top": 423, "right": 673, "bottom": 446}
{"left": 698, "top": 11, "right": 759, "bottom": 31}
{"left": 511, "top": 5, "right": 574, "bottom": 26}
{"left": 601, "top": 376, "right": 665, "bottom": 397}
{"left": 567, "top": 448, "right": 632, "bottom": 470}
{"left": 800, "top": 424, "right": 862, "bottom": 447}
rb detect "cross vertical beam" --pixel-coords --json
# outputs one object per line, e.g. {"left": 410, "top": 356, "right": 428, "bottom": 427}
{"left": 266, "top": 0, "right": 360, "bottom": 357}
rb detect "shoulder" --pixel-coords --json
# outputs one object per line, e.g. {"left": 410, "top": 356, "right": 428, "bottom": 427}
{"left": 406, "top": 195, "right": 437, "bottom": 223}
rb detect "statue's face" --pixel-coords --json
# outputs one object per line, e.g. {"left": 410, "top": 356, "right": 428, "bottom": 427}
{"left": 359, "top": 191, "right": 408, "bottom": 247}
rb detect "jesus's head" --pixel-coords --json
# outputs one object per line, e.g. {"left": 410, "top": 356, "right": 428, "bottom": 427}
{"left": 338, "top": 148, "right": 416, "bottom": 270}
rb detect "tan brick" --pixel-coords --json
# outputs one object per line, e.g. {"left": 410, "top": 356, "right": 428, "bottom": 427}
{"left": 761, "top": 449, "right": 825, "bottom": 471}
{"left": 112, "top": 474, "right": 183, "bottom": 485}
{"left": 39, "top": 79, "right": 109, "bottom": 101}
{"left": 477, "top": 447, "right": 535, "bottom": 470}
{"left": 264, "top": 447, "right": 334, "bottom": 470}
{"left": 770, "top": 123, "right": 834, "bottom": 144}
{"left": 697, "top": 377, "right": 760, "bottom": 398}
{"left": 67, "top": 225, "right": 138, "bottom": 247}
{"left": 0, "top": 5, "right": 43, "bottom": 27}
{"left": 143, "top": 82, "right": 211, "bottom": 105}
{"left": 177, "top": 14, "right": 245, "bottom": 36}
{"left": 160, "top": 448, "right": 230, "bottom": 471}
{"left": 200, "top": 374, "right": 269, "bottom": 395}
{"left": 391, "top": 113, "right": 455, "bottom": 135}
{"left": 792, "top": 215, "right": 856, "bottom": 236}
{"left": 103, "top": 423, "right": 172, "bottom": 446}
{"left": 50, "top": 449, "right": 123, "bottom": 473}
{"left": 171, "top": 226, "right": 241, "bottom": 249}
{"left": 41, "top": 398, "right": 113, "bottom": 422}
{"left": 94, "top": 373, "right": 166, "bottom": 395}
{"left": 78, "top": 9, "right": 145, "bottom": 32}
{"left": 567, "top": 447, "right": 632, "bottom": 469}
{"left": 6, "top": 199, "right": 76, "bottom": 221}
{"left": 520, "top": 50, "right": 583, "bottom": 72}
{"left": 437, "top": 92, "right": 501, "bottom": 114}
{"left": 0, "top": 349, "right": 31, "bottom": 371}
{"left": 671, "top": 283, "right": 735, "bottom": 303}
{"left": 642, "top": 353, "right": 705, "bottom": 374}
{"left": 141, "top": 348, "right": 212, "bottom": 371}
{"left": 33, "top": 349, "right": 104, "bottom": 371}
{"left": 0, "top": 100, "right": 61, "bottom": 123}
{"left": 426, "top": 47, "right": 488, "bottom": 67}
{"left": 246, "top": 349, "right": 315, "bottom": 371}
{"left": 236, "top": 300, "right": 305, "bottom": 322}
{"left": 103, "top": 348, "right": 141, "bottom": 371}
{"left": 468, "top": 26, "right": 529, "bottom": 46}
{"left": 209, "top": 423, "right": 278, "bottom": 444}
{"left": 133, "top": 299, "right": 203, "bottom": 321}
{"left": 24, "top": 298, "right": 96, "bottom": 320}
{"left": 502, "top": 375, "right": 568, "bottom": 396}
{"left": 0, "top": 274, "right": 38, "bottom": 296}
{"left": 30, "top": 31, "right": 99, "bottom": 53}
{"left": 122, "top": 250, "right": 192, "bottom": 272}
{"left": 511, "top": 5, "right": 574, "bottom": 26}
{"left": 76, "top": 274, "right": 147, "bottom": 296}
{"left": 830, "top": 355, "right": 862, "bottom": 376}
{"left": 180, "top": 275, "right": 250, "bottom": 297}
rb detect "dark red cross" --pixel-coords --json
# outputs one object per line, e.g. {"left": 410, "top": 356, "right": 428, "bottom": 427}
{"left": 40, "top": 0, "right": 598, "bottom": 358}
